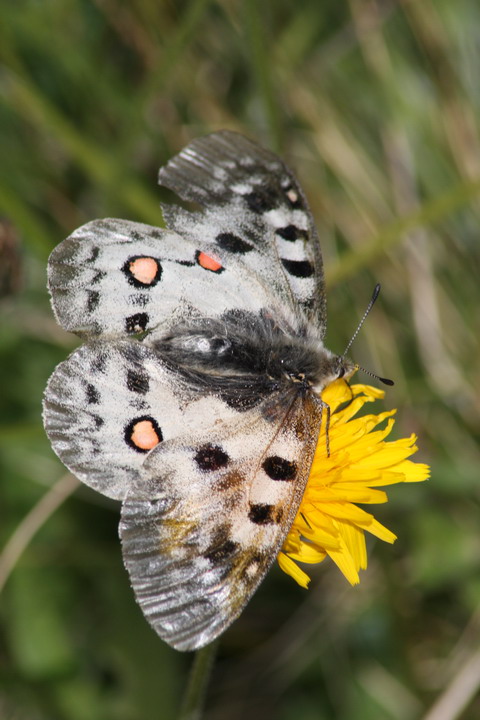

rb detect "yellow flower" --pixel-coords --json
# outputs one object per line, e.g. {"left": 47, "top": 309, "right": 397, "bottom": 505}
{"left": 278, "top": 379, "right": 430, "bottom": 588}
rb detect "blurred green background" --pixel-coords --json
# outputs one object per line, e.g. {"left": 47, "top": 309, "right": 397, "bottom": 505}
{"left": 1, "top": 1, "right": 479, "bottom": 719}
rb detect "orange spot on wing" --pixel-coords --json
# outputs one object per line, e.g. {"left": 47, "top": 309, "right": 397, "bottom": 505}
{"left": 197, "top": 251, "right": 223, "bottom": 272}
{"left": 130, "top": 420, "right": 160, "bottom": 450}
{"left": 129, "top": 257, "right": 159, "bottom": 285}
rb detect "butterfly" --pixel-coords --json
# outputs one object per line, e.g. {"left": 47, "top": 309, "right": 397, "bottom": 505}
{"left": 43, "top": 131, "right": 352, "bottom": 651}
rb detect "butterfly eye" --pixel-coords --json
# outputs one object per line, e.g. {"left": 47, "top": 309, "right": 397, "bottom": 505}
{"left": 337, "top": 366, "right": 345, "bottom": 378}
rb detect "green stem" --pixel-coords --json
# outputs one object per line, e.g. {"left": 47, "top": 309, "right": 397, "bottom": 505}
{"left": 178, "top": 639, "right": 219, "bottom": 720}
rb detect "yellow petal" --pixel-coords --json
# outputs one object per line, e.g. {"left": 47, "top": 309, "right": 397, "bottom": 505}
{"left": 277, "top": 552, "right": 311, "bottom": 588}
{"left": 278, "top": 380, "right": 428, "bottom": 587}
{"left": 327, "top": 543, "right": 361, "bottom": 585}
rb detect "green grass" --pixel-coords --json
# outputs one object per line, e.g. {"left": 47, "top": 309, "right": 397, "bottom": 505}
{"left": 1, "top": 1, "right": 479, "bottom": 719}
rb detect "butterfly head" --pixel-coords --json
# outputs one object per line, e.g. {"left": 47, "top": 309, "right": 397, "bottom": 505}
{"left": 311, "top": 348, "right": 355, "bottom": 394}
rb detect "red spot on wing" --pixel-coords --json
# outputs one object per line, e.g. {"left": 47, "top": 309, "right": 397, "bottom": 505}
{"left": 130, "top": 419, "right": 161, "bottom": 450}
{"left": 196, "top": 251, "right": 224, "bottom": 273}
{"left": 129, "top": 257, "right": 159, "bottom": 285}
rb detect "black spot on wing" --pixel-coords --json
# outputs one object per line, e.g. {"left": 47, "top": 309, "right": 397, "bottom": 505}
{"left": 125, "top": 312, "right": 149, "bottom": 334}
{"left": 281, "top": 258, "right": 314, "bottom": 278}
{"left": 126, "top": 369, "right": 149, "bottom": 394}
{"left": 215, "top": 232, "right": 254, "bottom": 254}
{"left": 248, "top": 503, "right": 283, "bottom": 525}
{"left": 244, "top": 187, "right": 278, "bottom": 213}
{"left": 86, "top": 383, "right": 100, "bottom": 404}
{"left": 276, "top": 225, "right": 308, "bottom": 242}
{"left": 204, "top": 525, "right": 238, "bottom": 566}
{"left": 262, "top": 456, "right": 297, "bottom": 481}
{"left": 195, "top": 444, "right": 230, "bottom": 472}
{"left": 204, "top": 539, "right": 238, "bottom": 566}
{"left": 86, "top": 246, "right": 100, "bottom": 263}
{"left": 87, "top": 290, "right": 100, "bottom": 312}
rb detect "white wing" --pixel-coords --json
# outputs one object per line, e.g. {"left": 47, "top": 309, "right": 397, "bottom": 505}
{"left": 159, "top": 130, "right": 327, "bottom": 329}
{"left": 120, "top": 391, "right": 322, "bottom": 651}
{"left": 47, "top": 132, "right": 326, "bottom": 340}
{"left": 47, "top": 218, "right": 275, "bottom": 338}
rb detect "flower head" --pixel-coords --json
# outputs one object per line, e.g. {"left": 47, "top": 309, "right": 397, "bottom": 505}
{"left": 278, "top": 379, "right": 429, "bottom": 588}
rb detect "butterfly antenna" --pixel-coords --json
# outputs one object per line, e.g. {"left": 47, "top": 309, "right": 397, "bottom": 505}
{"left": 342, "top": 284, "right": 394, "bottom": 387}
{"left": 355, "top": 365, "right": 394, "bottom": 387}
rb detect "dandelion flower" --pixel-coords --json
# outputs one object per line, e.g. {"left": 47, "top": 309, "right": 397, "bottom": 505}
{"left": 278, "top": 379, "right": 430, "bottom": 588}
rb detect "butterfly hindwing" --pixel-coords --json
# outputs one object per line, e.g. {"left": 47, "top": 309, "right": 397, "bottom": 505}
{"left": 120, "top": 392, "right": 322, "bottom": 651}
{"left": 44, "top": 339, "right": 176, "bottom": 499}
{"left": 43, "top": 338, "right": 249, "bottom": 499}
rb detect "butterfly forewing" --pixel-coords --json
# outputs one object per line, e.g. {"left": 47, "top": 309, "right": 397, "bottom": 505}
{"left": 47, "top": 218, "right": 277, "bottom": 338}
{"left": 159, "top": 131, "right": 326, "bottom": 330}
{"left": 48, "top": 133, "right": 325, "bottom": 340}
